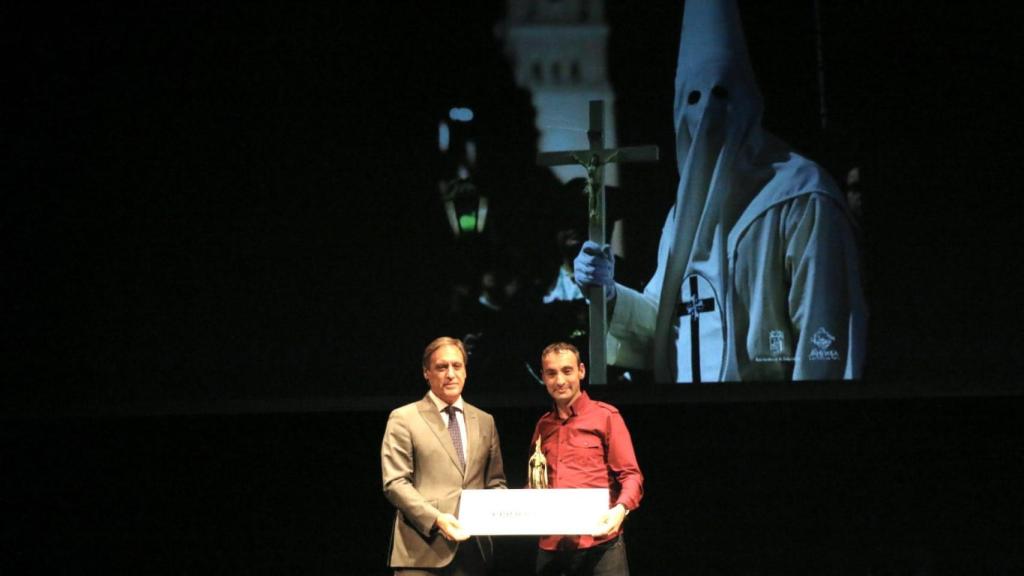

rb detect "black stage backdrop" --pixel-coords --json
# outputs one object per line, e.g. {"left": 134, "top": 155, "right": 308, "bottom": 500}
{"left": 3, "top": 1, "right": 1023, "bottom": 572}
{"left": 4, "top": 397, "right": 1023, "bottom": 574}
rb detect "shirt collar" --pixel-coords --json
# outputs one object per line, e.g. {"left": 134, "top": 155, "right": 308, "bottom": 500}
{"left": 554, "top": 390, "right": 592, "bottom": 418}
{"left": 427, "top": 390, "right": 464, "bottom": 413}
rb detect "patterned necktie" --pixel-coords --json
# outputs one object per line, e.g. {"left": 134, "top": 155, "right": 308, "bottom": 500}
{"left": 445, "top": 405, "right": 466, "bottom": 470}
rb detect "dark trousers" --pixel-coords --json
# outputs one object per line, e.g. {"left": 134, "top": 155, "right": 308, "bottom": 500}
{"left": 535, "top": 535, "right": 629, "bottom": 576}
{"left": 394, "top": 537, "right": 490, "bottom": 576}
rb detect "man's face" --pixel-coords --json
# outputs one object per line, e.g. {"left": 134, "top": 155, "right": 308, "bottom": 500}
{"left": 424, "top": 344, "right": 466, "bottom": 405}
{"left": 541, "top": 350, "right": 585, "bottom": 407}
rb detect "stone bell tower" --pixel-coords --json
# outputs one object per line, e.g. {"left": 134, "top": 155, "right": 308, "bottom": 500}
{"left": 498, "top": 0, "right": 619, "bottom": 187}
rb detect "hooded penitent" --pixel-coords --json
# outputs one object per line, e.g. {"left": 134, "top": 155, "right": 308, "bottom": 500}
{"left": 606, "top": 0, "right": 866, "bottom": 382}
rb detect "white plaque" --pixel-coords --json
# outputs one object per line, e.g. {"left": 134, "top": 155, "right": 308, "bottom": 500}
{"left": 458, "top": 488, "right": 609, "bottom": 535}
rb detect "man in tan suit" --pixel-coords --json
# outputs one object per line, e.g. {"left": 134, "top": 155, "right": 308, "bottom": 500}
{"left": 382, "top": 336, "right": 507, "bottom": 575}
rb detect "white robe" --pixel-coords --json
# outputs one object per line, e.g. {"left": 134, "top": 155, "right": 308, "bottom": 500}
{"left": 603, "top": 0, "right": 867, "bottom": 383}
{"left": 607, "top": 151, "right": 867, "bottom": 382}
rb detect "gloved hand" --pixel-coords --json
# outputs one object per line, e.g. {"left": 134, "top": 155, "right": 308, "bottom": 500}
{"left": 573, "top": 240, "right": 617, "bottom": 301}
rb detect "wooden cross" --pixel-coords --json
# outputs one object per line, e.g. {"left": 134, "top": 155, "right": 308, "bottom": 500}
{"left": 537, "top": 100, "right": 659, "bottom": 384}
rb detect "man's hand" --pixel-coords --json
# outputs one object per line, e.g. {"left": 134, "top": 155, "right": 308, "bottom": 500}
{"left": 573, "top": 240, "right": 617, "bottom": 301}
{"left": 434, "top": 512, "right": 470, "bottom": 542}
{"left": 592, "top": 504, "right": 627, "bottom": 538}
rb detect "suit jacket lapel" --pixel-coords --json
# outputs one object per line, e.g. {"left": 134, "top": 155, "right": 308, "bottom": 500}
{"left": 417, "top": 395, "right": 465, "bottom": 476}
{"left": 464, "top": 404, "right": 481, "bottom": 476}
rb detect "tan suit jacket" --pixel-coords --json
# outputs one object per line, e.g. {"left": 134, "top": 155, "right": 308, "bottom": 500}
{"left": 382, "top": 394, "right": 506, "bottom": 569}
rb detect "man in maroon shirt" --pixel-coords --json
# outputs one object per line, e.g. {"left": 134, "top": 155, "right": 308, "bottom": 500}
{"left": 530, "top": 342, "right": 644, "bottom": 576}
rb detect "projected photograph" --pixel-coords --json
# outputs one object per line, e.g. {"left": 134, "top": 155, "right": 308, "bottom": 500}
{"left": 5, "top": 0, "right": 1018, "bottom": 413}
{"left": 405, "top": 0, "right": 869, "bottom": 389}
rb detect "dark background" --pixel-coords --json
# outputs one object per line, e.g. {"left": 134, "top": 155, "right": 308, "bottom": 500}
{"left": 3, "top": 0, "right": 1022, "bottom": 573}
{"left": 5, "top": 398, "right": 1023, "bottom": 574}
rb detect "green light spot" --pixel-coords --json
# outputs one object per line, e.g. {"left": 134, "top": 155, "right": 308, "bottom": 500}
{"left": 459, "top": 213, "right": 477, "bottom": 232}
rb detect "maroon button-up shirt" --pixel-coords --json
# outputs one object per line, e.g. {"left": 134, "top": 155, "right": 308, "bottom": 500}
{"left": 530, "top": 391, "right": 644, "bottom": 551}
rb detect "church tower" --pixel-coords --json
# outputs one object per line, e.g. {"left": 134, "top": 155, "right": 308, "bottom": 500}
{"left": 498, "top": 0, "right": 619, "bottom": 186}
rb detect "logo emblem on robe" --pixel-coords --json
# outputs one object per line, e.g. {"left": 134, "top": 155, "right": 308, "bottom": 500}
{"left": 769, "top": 330, "right": 785, "bottom": 355}
{"left": 675, "top": 274, "right": 724, "bottom": 382}
{"left": 809, "top": 327, "right": 840, "bottom": 361}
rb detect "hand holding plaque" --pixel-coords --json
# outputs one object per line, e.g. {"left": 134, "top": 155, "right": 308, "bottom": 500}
{"left": 592, "top": 503, "right": 628, "bottom": 537}
{"left": 435, "top": 512, "right": 470, "bottom": 542}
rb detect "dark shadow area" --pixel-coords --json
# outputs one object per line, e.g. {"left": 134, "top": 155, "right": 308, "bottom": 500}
{"left": 4, "top": 395, "right": 1022, "bottom": 574}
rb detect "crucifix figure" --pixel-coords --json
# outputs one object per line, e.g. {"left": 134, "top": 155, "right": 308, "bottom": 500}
{"left": 537, "top": 100, "right": 659, "bottom": 384}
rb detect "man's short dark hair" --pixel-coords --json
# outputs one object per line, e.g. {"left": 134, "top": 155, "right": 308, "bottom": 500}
{"left": 541, "top": 342, "right": 581, "bottom": 365}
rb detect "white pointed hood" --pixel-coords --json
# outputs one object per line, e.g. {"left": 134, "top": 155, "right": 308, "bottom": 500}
{"left": 673, "top": 0, "right": 762, "bottom": 161}
{"left": 652, "top": 0, "right": 773, "bottom": 381}
{"left": 605, "top": 0, "right": 864, "bottom": 383}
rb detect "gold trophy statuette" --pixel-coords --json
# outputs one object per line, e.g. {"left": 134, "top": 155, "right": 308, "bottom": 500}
{"left": 527, "top": 437, "right": 549, "bottom": 489}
